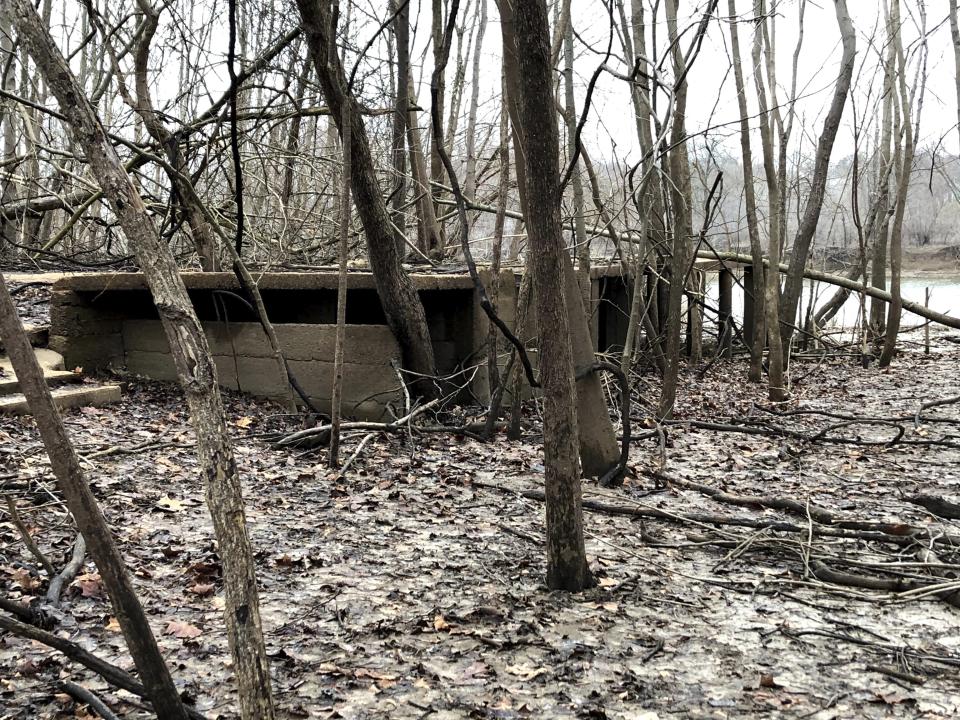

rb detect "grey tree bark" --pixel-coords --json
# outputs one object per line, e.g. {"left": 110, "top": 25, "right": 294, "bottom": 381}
{"left": 0, "top": 272, "right": 188, "bottom": 719}
{"left": 778, "top": 0, "right": 856, "bottom": 346}
{"left": 496, "top": 0, "right": 620, "bottom": 479}
{"left": 727, "top": 0, "right": 765, "bottom": 382}
{"left": 513, "top": 0, "right": 593, "bottom": 591}
{"left": 296, "top": 0, "right": 438, "bottom": 397}
{"left": 1, "top": 1, "right": 276, "bottom": 716}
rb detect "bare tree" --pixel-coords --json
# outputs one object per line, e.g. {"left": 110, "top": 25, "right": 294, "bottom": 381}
{"left": 513, "top": 0, "right": 592, "bottom": 591}
{"left": 496, "top": 0, "right": 620, "bottom": 480}
{"left": 1, "top": 0, "right": 277, "bottom": 715}
{"left": 0, "top": 277, "right": 188, "bottom": 719}
{"left": 726, "top": 0, "right": 764, "bottom": 383}
{"left": 778, "top": 0, "right": 856, "bottom": 347}
{"left": 296, "top": 0, "right": 438, "bottom": 396}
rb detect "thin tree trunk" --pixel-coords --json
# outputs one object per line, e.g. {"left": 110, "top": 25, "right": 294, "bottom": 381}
{"left": 513, "top": 0, "right": 592, "bottom": 592}
{"left": 464, "top": 0, "right": 487, "bottom": 204}
{"left": 727, "top": 0, "right": 764, "bottom": 382}
{"left": 497, "top": 0, "right": 620, "bottom": 479}
{"left": 407, "top": 78, "right": 445, "bottom": 258}
{"left": 127, "top": 0, "right": 218, "bottom": 270}
{"left": 879, "top": 0, "right": 916, "bottom": 367}
{"left": 752, "top": 0, "right": 787, "bottom": 401}
{"left": 0, "top": 275, "right": 188, "bottom": 719}
{"left": 778, "top": 0, "right": 855, "bottom": 345}
{"left": 562, "top": 4, "right": 590, "bottom": 315}
{"left": 1, "top": 1, "right": 275, "bottom": 717}
{"left": 296, "top": 0, "right": 438, "bottom": 397}
{"left": 950, "top": 0, "right": 960, "bottom": 151}
{"left": 658, "top": 0, "right": 694, "bottom": 419}
{"left": 391, "top": 0, "right": 410, "bottom": 256}
{"left": 330, "top": 101, "right": 351, "bottom": 466}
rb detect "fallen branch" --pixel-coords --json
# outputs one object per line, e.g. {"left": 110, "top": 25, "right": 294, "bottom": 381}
{"left": 5, "top": 495, "right": 55, "bottom": 576}
{"left": 864, "top": 664, "right": 928, "bottom": 686}
{"left": 479, "top": 479, "right": 960, "bottom": 548}
{"left": 0, "top": 613, "right": 207, "bottom": 720}
{"left": 697, "top": 250, "right": 960, "bottom": 330}
{"left": 908, "top": 494, "right": 960, "bottom": 520}
{"left": 0, "top": 597, "right": 55, "bottom": 629}
{"left": 274, "top": 399, "right": 440, "bottom": 448}
{"left": 654, "top": 470, "right": 960, "bottom": 538}
{"left": 47, "top": 532, "right": 86, "bottom": 607}
{"left": 60, "top": 681, "right": 122, "bottom": 720}
{"left": 915, "top": 394, "right": 960, "bottom": 428}
{"left": 811, "top": 560, "right": 960, "bottom": 609}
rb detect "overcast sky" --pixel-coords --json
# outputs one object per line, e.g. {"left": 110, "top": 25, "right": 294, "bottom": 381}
{"left": 457, "top": 0, "right": 960, "bottom": 166}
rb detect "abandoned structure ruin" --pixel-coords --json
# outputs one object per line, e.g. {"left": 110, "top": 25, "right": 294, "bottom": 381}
{"left": 49, "top": 264, "right": 739, "bottom": 418}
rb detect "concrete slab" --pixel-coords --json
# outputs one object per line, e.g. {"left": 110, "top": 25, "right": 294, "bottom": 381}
{"left": 54, "top": 271, "right": 478, "bottom": 293}
{"left": 0, "top": 384, "right": 122, "bottom": 415}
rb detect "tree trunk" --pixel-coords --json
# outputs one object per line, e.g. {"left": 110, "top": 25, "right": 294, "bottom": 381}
{"left": 950, "top": 0, "right": 960, "bottom": 151}
{"left": 513, "top": 0, "right": 593, "bottom": 592}
{"left": 390, "top": 0, "right": 410, "bottom": 256}
{"left": 562, "top": 6, "right": 590, "bottom": 314}
{"left": 0, "top": 277, "right": 188, "bottom": 720}
{"left": 496, "top": 0, "right": 619, "bottom": 479}
{"left": 779, "top": 0, "right": 856, "bottom": 345}
{"left": 296, "top": 0, "right": 437, "bottom": 396}
{"left": 2, "top": 1, "right": 276, "bottom": 716}
{"left": 752, "top": 0, "right": 787, "bottom": 401}
{"left": 727, "top": 0, "right": 765, "bottom": 382}
{"left": 407, "top": 78, "right": 445, "bottom": 258}
{"left": 129, "top": 0, "right": 218, "bottom": 270}
{"left": 879, "top": 0, "right": 916, "bottom": 367}
{"left": 658, "top": 0, "right": 694, "bottom": 419}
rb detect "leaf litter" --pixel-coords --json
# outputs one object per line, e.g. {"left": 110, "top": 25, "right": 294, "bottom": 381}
{"left": 1, "top": 328, "right": 959, "bottom": 719}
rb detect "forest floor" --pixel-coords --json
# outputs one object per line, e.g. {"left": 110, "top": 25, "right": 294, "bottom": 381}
{"left": 2, "top": 284, "right": 960, "bottom": 718}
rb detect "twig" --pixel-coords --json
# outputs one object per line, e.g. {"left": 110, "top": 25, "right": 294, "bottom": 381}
{"left": 863, "top": 665, "right": 927, "bottom": 685}
{"left": 915, "top": 394, "right": 960, "bottom": 427}
{"left": 5, "top": 495, "right": 55, "bottom": 576}
{"left": 47, "top": 533, "right": 86, "bottom": 607}
{"left": 275, "top": 398, "right": 440, "bottom": 447}
{"left": 60, "top": 681, "right": 122, "bottom": 720}
{"left": 907, "top": 494, "right": 960, "bottom": 520}
{"left": 338, "top": 433, "right": 376, "bottom": 475}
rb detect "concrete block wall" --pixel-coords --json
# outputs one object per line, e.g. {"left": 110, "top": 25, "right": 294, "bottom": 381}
{"left": 48, "top": 288, "right": 125, "bottom": 370}
{"left": 47, "top": 267, "right": 638, "bottom": 416}
{"left": 122, "top": 320, "right": 403, "bottom": 419}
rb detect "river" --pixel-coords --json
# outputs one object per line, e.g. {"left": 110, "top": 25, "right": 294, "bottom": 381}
{"left": 703, "top": 274, "right": 960, "bottom": 334}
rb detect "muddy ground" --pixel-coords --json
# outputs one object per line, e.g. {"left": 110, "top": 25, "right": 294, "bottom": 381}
{"left": 1, "top": 309, "right": 960, "bottom": 718}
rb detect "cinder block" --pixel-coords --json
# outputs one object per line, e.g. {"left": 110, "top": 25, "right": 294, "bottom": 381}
{"left": 0, "top": 384, "right": 122, "bottom": 415}
{"left": 235, "top": 356, "right": 289, "bottom": 396}
{"left": 122, "top": 321, "right": 170, "bottom": 353}
{"left": 285, "top": 359, "right": 402, "bottom": 404}
{"left": 51, "top": 334, "right": 124, "bottom": 371}
{"left": 212, "top": 356, "right": 240, "bottom": 391}
{"left": 126, "top": 350, "right": 178, "bottom": 382}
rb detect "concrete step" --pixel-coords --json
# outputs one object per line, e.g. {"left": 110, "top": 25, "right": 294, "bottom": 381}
{"left": 0, "top": 348, "right": 77, "bottom": 396}
{"left": 0, "top": 369, "right": 81, "bottom": 396}
{"left": 0, "top": 384, "right": 122, "bottom": 415}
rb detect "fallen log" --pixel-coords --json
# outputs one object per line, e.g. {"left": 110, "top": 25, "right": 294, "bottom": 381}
{"left": 908, "top": 494, "right": 960, "bottom": 520}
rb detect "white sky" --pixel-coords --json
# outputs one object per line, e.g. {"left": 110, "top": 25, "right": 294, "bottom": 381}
{"left": 444, "top": 0, "right": 959, "bottom": 166}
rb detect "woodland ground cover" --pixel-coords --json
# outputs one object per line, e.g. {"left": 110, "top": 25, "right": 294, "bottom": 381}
{"left": 2, "top": 288, "right": 958, "bottom": 718}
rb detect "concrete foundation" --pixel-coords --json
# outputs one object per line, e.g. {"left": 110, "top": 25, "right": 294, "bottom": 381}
{"left": 49, "top": 267, "right": 641, "bottom": 417}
